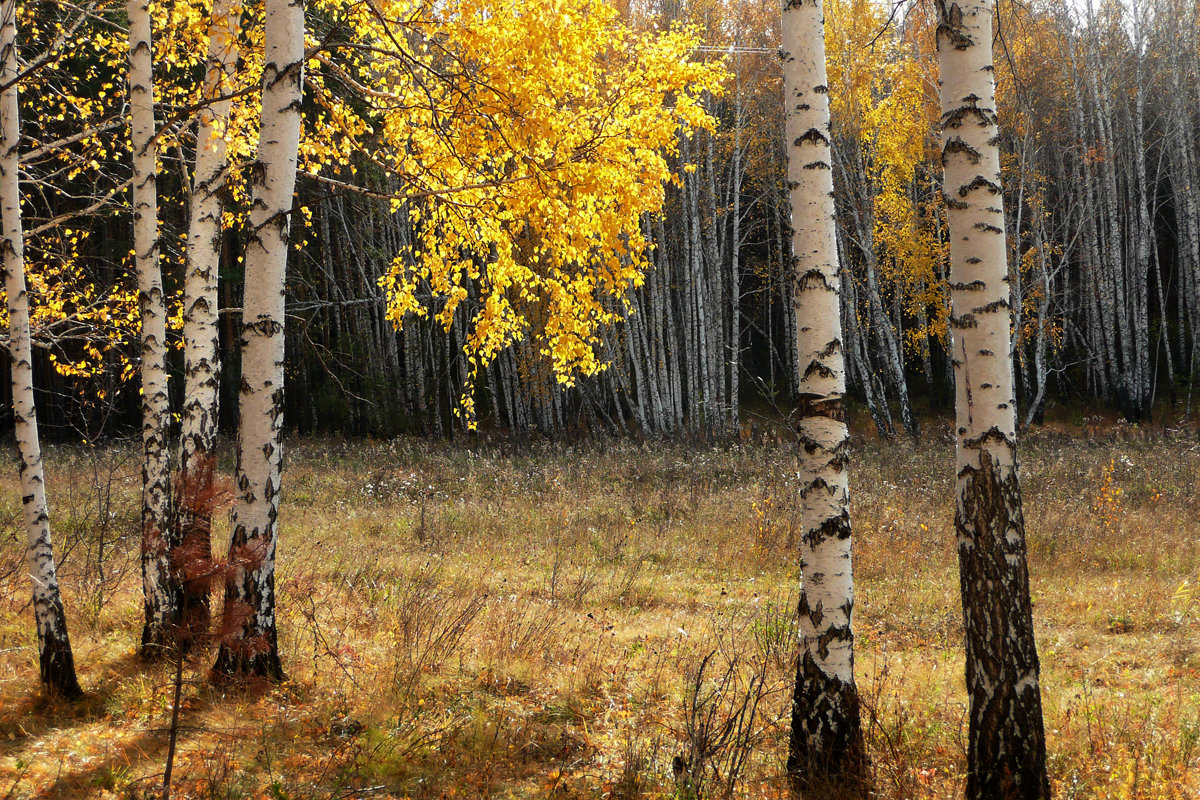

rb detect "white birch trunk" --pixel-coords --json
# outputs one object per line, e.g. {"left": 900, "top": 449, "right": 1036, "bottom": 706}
{"left": 728, "top": 68, "right": 743, "bottom": 436}
{"left": 213, "top": 0, "right": 304, "bottom": 681}
{"left": 128, "top": 0, "right": 176, "bottom": 654}
{"left": 178, "top": 0, "right": 241, "bottom": 642}
{"left": 782, "top": 0, "right": 865, "bottom": 792}
{"left": 1, "top": 1, "right": 81, "bottom": 697}
{"left": 1022, "top": 208, "right": 1052, "bottom": 428}
{"left": 1129, "top": 12, "right": 1152, "bottom": 417}
{"left": 936, "top": 0, "right": 1049, "bottom": 795}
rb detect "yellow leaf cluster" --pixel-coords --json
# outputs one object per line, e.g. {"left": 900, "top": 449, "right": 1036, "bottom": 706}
{"left": 334, "top": 0, "right": 724, "bottom": 425}
{"left": 0, "top": 228, "right": 141, "bottom": 381}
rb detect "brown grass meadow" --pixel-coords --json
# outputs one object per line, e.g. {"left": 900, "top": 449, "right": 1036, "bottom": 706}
{"left": 2, "top": 417, "right": 1200, "bottom": 799}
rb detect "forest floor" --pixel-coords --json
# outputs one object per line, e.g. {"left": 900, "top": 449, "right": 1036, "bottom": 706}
{"left": 2, "top": 418, "right": 1200, "bottom": 799}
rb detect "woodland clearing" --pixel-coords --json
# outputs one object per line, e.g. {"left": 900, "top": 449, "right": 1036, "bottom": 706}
{"left": 2, "top": 418, "right": 1199, "bottom": 799}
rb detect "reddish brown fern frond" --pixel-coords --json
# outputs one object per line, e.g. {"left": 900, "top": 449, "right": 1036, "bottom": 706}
{"left": 172, "top": 454, "right": 234, "bottom": 649}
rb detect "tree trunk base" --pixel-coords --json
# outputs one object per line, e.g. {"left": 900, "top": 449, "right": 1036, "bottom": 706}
{"left": 211, "top": 642, "right": 284, "bottom": 684}
{"left": 40, "top": 633, "right": 82, "bottom": 699}
{"left": 787, "top": 652, "right": 868, "bottom": 800}
{"left": 958, "top": 449, "right": 1050, "bottom": 800}
{"left": 141, "top": 594, "right": 185, "bottom": 661}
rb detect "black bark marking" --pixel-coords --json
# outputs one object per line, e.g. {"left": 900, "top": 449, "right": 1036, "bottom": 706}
{"left": 802, "top": 360, "right": 837, "bottom": 380}
{"left": 959, "top": 176, "right": 1003, "bottom": 197}
{"left": 956, "top": 449, "right": 1049, "bottom": 800}
{"left": 960, "top": 425, "right": 1013, "bottom": 452}
{"left": 977, "top": 298, "right": 1011, "bottom": 313}
{"left": 935, "top": 0, "right": 972, "bottom": 50}
{"left": 816, "top": 339, "right": 842, "bottom": 358}
{"left": 943, "top": 137, "right": 982, "bottom": 165}
{"left": 941, "top": 105, "right": 996, "bottom": 130}
{"left": 795, "top": 128, "right": 830, "bottom": 147}
{"left": 794, "top": 267, "right": 835, "bottom": 293}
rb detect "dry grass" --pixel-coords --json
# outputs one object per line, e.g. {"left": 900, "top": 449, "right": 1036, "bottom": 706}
{"left": 2, "top": 419, "right": 1200, "bottom": 799}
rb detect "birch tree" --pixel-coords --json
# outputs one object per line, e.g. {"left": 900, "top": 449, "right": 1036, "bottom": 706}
{"left": 781, "top": 0, "right": 865, "bottom": 793}
{"left": 1, "top": 0, "right": 81, "bottom": 698}
{"left": 212, "top": 0, "right": 304, "bottom": 681}
{"left": 177, "top": 0, "right": 241, "bottom": 640}
{"left": 128, "top": 0, "right": 177, "bottom": 654}
{"left": 936, "top": 0, "right": 1049, "bottom": 796}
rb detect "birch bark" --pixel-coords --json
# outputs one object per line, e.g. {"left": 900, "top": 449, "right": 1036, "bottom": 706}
{"left": 1, "top": 0, "right": 81, "bottom": 697}
{"left": 728, "top": 69, "right": 743, "bottom": 435}
{"left": 178, "top": 0, "right": 241, "bottom": 641}
{"left": 936, "top": 0, "right": 1049, "bottom": 795}
{"left": 128, "top": 0, "right": 177, "bottom": 655}
{"left": 212, "top": 0, "right": 304, "bottom": 681}
{"left": 782, "top": 0, "right": 866, "bottom": 792}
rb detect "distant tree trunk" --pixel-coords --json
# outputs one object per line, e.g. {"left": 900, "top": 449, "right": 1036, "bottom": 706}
{"left": 778, "top": 188, "right": 801, "bottom": 396}
{"left": 685, "top": 146, "right": 713, "bottom": 434}
{"left": 840, "top": 238, "right": 892, "bottom": 439}
{"left": 834, "top": 145, "right": 899, "bottom": 438}
{"left": 128, "top": 0, "right": 177, "bottom": 656}
{"left": 1, "top": 1, "right": 82, "bottom": 698}
{"left": 1022, "top": 205, "right": 1052, "bottom": 429}
{"left": 863, "top": 247, "right": 918, "bottom": 439}
{"left": 212, "top": 0, "right": 304, "bottom": 682}
{"left": 728, "top": 64, "right": 743, "bottom": 435}
{"left": 1166, "top": 83, "right": 1195, "bottom": 402}
{"left": 178, "top": 0, "right": 241, "bottom": 642}
{"left": 936, "top": 1, "right": 1050, "bottom": 797}
{"left": 1129, "top": 16, "right": 1152, "bottom": 419}
{"left": 782, "top": 0, "right": 867, "bottom": 794}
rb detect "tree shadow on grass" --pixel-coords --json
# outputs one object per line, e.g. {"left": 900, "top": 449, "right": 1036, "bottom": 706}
{"left": 0, "top": 648, "right": 152, "bottom": 743}
{"left": 16, "top": 682, "right": 271, "bottom": 799}
{"left": 0, "top": 650, "right": 280, "bottom": 799}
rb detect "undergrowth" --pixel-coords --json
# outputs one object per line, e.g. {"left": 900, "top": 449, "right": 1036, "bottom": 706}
{"left": 1, "top": 423, "right": 1199, "bottom": 798}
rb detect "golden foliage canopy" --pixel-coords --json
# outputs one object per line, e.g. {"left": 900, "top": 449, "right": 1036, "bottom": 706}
{"left": 348, "top": 0, "right": 724, "bottom": 423}
{"left": 2, "top": 0, "right": 722, "bottom": 423}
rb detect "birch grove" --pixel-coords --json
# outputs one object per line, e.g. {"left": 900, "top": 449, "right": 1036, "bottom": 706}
{"left": 2, "top": 0, "right": 1200, "bottom": 797}
{"left": 5, "top": 0, "right": 1200, "bottom": 441}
